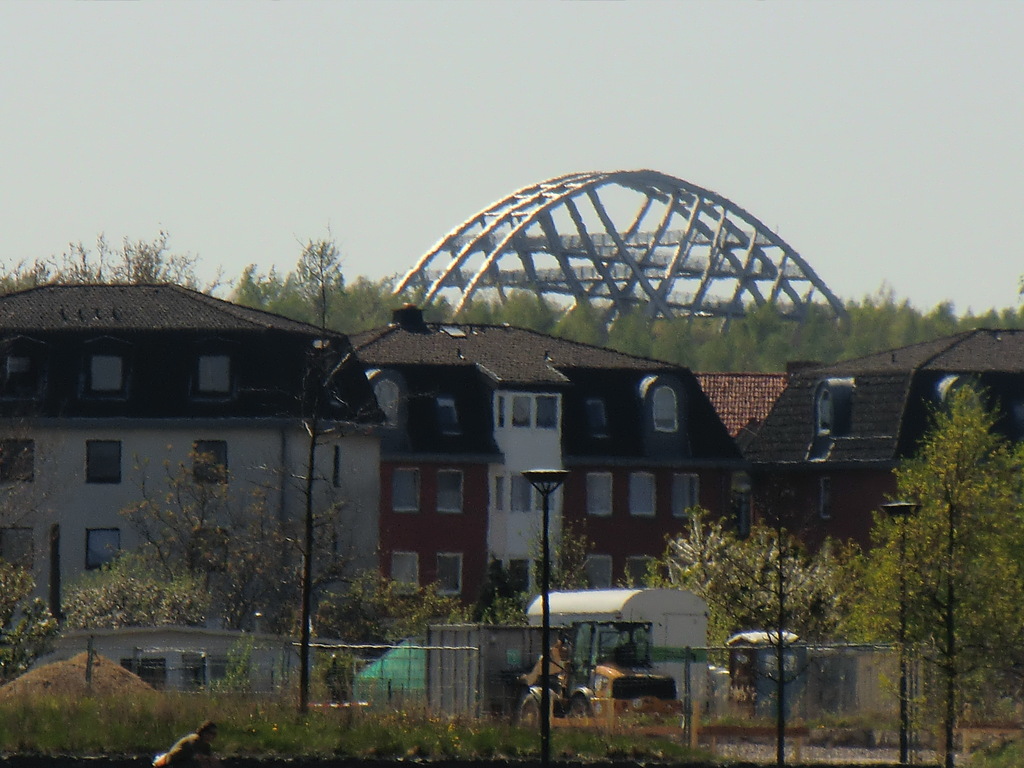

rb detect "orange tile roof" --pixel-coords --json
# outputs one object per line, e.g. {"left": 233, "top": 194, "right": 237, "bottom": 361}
{"left": 697, "top": 372, "right": 788, "bottom": 438}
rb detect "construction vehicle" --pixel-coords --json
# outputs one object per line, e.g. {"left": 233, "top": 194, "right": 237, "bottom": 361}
{"left": 517, "top": 588, "right": 707, "bottom": 724}
{"left": 516, "top": 618, "right": 680, "bottom": 723}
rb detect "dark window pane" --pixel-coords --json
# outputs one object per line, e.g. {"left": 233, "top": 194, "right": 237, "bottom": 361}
{"left": 86, "top": 440, "right": 121, "bottom": 484}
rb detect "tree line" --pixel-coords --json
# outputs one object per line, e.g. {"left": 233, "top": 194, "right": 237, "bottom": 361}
{"left": 5, "top": 231, "right": 1024, "bottom": 371}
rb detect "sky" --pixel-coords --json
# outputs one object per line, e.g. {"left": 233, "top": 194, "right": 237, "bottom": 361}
{"left": 3, "top": 2, "right": 1023, "bottom": 315}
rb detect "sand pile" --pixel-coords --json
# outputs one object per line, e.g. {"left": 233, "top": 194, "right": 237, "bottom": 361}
{"left": 0, "top": 651, "right": 155, "bottom": 698}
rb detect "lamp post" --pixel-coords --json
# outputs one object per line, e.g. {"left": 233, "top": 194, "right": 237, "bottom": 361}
{"left": 882, "top": 500, "right": 919, "bottom": 765}
{"left": 523, "top": 468, "right": 568, "bottom": 768}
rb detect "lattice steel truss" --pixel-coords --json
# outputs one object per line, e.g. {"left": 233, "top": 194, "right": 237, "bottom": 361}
{"left": 395, "top": 170, "right": 845, "bottom": 326}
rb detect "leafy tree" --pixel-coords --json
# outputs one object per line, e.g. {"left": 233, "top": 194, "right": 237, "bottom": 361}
{"left": 552, "top": 300, "right": 606, "bottom": 346}
{"left": 472, "top": 559, "right": 528, "bottom": 625}
{"left": 851, "top": 387, "right": 1024, "bottom": 768}
{"left": 63, "top": 552, "right": 208, "bottom": 629}
{"left": 121, "top": 446, "right": 348, "bottom": 634}
{"left": 0, "top": 562, "right": 58, "bottom": 683}
{"left": 660, "top": 509, "right": 850, "bottom": 645}
{"left": 661, "top": 507, "right": 853, "bottom": 766}
{"left": 606, "top": 306, "right": 653, "bottom": 358}
{"left": 315, "top": 571, "right": 468, "bottom": 644}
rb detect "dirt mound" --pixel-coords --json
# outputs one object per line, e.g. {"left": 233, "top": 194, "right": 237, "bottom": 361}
{"left": 0, "top": 651, "right": 155, "bottom": 698}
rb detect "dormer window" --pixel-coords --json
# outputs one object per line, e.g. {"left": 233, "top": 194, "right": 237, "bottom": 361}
{"left": 197, "top": 354, "right": 231, "bottom": 395}
{"left": 816, "top": 387, "right": 834, "bottom": 435}
{"left": 814, "top": 377, "right": 855, "bottom": 437}
{"left": 652, "top": 386, "right": 678, "bottom": 432}
{"left": 1, "top": 337, "right": 46, "bottom": 400}
{"left": 436, "top": 396, "right": 461, "bottom": 435}
{"left": 585, "top": 398, "right": 609, "bottom": 438}
{"left": 89, "top": 354, "right": 124, "bottom": 394}
{"left": 374, "top": 379, "right": 400, "bottom": 427}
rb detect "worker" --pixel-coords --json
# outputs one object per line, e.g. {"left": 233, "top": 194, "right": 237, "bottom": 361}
{"left": 520, "top": 636, "right": 570, "bottom": 689}
{"left": 153, "top": 720, "right": 222, "bottom": 767}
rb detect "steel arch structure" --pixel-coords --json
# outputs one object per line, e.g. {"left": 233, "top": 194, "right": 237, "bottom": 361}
{"left": 395, "top": 170, "right": 846, "bottom": 326}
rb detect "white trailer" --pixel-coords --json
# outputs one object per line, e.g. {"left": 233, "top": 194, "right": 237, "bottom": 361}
{"left": 526, "top": 588, "right": 709, "bottom": 704}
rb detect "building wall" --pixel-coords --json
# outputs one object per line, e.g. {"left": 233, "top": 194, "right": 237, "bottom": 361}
{"left": 379, "top": 460, "right": 489, "bottom": 601}
{"left": 1, "top": 421, "right": 380, "bottom": 604}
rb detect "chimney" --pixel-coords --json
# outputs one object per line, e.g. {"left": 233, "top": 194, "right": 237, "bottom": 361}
{"left": 391, "top": 303, "right": 429, "bottom": 332}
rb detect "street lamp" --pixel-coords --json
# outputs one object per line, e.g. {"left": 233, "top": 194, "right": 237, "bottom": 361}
{"left": 882, "top": 500, "right": 919, "bottom": 765}
{"left": 523, "top": 468, "right": 569, "bottom": 768}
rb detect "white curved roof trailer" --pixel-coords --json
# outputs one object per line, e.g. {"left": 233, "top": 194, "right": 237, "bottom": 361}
{"left": 526, "top": 588, "right": 709, "bottom": 700}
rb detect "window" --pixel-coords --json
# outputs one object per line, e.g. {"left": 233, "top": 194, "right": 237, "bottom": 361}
{"left": 819, "top": 476, "right": 832, "bottom": 520}
{"left": 536, "top": 395, "right": 558, "bottom": 429}
{"left": 86, "top": 527, "right": 120, "bottom": 569}
{"left": 197, "top": 354, "right": 231, "bottom": 395}
{"left": 391, "top": 551, "right": 419, "bottom": 590}
{"left": 0, "top": 439, "right": 34, "bottom": 482}
{"left": 192, "top": 440, "right": 227, "bottom": 484}
{"left": 436, "top": 396, "right": 461, "bottom": 435}
{"left": 494, "top": 474, "right": 505, "bottom": 511}
{"left": 374, "top": 379, "right": 400, "bottom": 426}
{"left": 625, "top": 556, "right": 652, "bottom": 587}
{"left": 392, "top": 468, "right": 420, "bottom": 512}
{"left": 585, "top": 398, "right": 609, "bottom": 438}
{"left": 495, "top": 395, "right": 506, "bottom": 428}
{"left": 652, "top": 386, "right": 678, "bottom": 432}
{"left": 585, "top": 554, "right": 613, "bottom": 589}
{"left": 512, "top": 395, "right": 532, "bottom": 427}
{"left": 89, "top": 354, "right": 124, "bottom": 394}
{"left": 86, "top": 440, "right": 121, "bottom": 484}
{"left": 120, "top": 656, "right": 167, "bottom": 689}
{"left": 437, "top": 469, "right": 463, "bottom": 513}
{"left": 671, "top": 473, "right": 699, "bottom": 518}
{"left": 2, "top": 346, "right": 44, "bottom": 400}
{"left": 629, "top": 472, "right": 655, "bottom": 517}
{"left": 586, "top": 472, "right": 613, "bottom": 517}
{"left": 436, "top": 552, "right": 463, "bottom": 595}
{"left": 816, "top": 378, "right": 855, "bottom": 437}
{"left": 816, "top": 386, "right": 834, "bottom": 436}
{"left": 0, "top": 526, "right": 33, "bottom": 568}
{"left": 508, "top": 559, "right": 530, "bottom": 592}
{"left": 511, "top": 475, "right": 534, "bottom": 512}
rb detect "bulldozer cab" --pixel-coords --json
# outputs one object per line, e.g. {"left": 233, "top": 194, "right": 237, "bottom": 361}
{"left": 569, "top": 620, "right": 654, "bottom": 684}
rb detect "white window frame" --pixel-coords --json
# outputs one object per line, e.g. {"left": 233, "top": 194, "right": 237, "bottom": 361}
{"left": 436, "top": 469, "right": 464, "bottom": 513}
{"left": 392, "top": 468, "right": 420, "bottom": 513}
{"left": 586, "top": 472, "right": 613, "bottom": 517}
{"left": 816, "top": 386, "right": 834, "bottom": 436}
{"left": 671, "top": 473, "right": 699, "bottom": 518}
{"left": 391, "top": 551, "right": 419, "bottom": 591}
{"left": 436, "top": 552, "right": 463, "bottom": 595}
{"left": 629, "top": 472, "right": 656, "bottom": 517}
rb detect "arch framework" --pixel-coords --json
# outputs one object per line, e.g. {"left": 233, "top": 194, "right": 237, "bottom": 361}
{"left": 395, "top": 170, "right": 845, "bottom": 326}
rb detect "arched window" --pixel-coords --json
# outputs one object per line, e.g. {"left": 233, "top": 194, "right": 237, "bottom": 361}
{"left": 652, "top": 385, "right": 678, "bottom": 433}
{"left": 373, "top": 378, "right": 400, "bottom": 427}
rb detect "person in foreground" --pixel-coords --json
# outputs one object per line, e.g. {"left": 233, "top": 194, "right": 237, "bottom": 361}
{"left": 153, "top": 720, "right": 222, "bottom": 767}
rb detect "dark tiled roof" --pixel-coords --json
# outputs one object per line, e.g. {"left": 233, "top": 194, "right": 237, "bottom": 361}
{"left": 0, "top": 284, "right": 330, "bottom": 335}
{"left": 746, "top": 329, "right": 1024, "bottom": 465}
{"left": 696, "top": 372, "right": 787, "bottom": 438}
{"left": 353, "top": 322, "right": 680, "bottom": 385}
